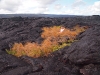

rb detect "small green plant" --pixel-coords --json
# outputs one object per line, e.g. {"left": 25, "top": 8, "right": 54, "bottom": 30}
{"left": 6, "top": 49, "right": 16, "bottom": 55}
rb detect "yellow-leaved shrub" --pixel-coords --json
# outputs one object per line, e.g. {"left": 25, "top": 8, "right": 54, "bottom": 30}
{"left": 6, "top": 25, "right": 88, "bottom": 58}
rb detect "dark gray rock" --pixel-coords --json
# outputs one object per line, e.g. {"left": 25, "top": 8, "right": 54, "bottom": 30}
{"left": 1, "top": 66, "right": 32, "bottom": 75}
{"left": 0, "top": 52, "right": 33, "bottom": 74}
{"left": 80, "top": 64, "right": 100, "bottom": 75}
{"left": 0, "top": 16, "right": 100, "bottom": 75}
{"left": 64, "top": 26, "right": 100, "bottom": 64}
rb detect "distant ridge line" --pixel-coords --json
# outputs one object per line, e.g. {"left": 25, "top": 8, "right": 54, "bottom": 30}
{"left": 0, "top": 14, "right": 82, "bottom": 18}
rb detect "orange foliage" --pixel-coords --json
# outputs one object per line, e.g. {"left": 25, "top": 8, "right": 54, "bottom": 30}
{"left": 40, "top": 38, "right": 58, "bottom": 56}
{"left": 7, "top": 25, "right": 88, "bottom": 58}
{"left": 73, "top": 25, "right": 88, "bottom": 33}
{"left": 41, "top": 25, "right": 87, "bottom": 43}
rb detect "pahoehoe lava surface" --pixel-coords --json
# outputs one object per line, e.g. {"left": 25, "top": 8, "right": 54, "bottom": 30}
{"left": 0, "top": 16, "right": 100, "bottom": 75}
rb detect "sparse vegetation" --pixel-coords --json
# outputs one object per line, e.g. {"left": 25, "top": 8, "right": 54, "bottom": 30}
{"left": 6, "top": 25, "right": 88, "bottom": 58}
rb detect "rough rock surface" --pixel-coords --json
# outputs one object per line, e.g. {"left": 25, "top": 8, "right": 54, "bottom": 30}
{"left": 64, "top": 26, "right": 100, "bottom": 64}
{"left": 0, "top": 16, "right": 100, "bottom": 75}
{"left": 63, "top": 25, "right": 100, "bottom": 75}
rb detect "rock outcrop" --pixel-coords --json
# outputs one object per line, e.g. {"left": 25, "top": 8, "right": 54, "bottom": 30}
{"left": 0, "top": 16, "right": 100, "bottom": 75}
{"left": 63, "top": 25, "right": 100, "bottom": 75}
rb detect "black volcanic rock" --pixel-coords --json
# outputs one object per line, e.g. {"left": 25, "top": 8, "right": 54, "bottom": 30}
{"left": 64, "top": 26, "right": 100, "bottom": 64}
{"left": 0, "top": 52, "right": 33, "bottom": 75}
{"left": 0, "top": 16, "right": 100, "bottom": 50}
{"left": 0, "top": 16, "right": 100, "bottom": 75}
{"left": 63, "top": 26, "right": 100, "bottom": 75}
{"left": 20, "top": 47, "right": 80, "bottom": 75}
